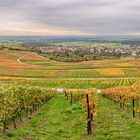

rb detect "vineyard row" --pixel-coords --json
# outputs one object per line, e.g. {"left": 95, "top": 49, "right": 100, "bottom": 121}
{"left": 102, "top": 82, "right": 140, "bottom": 118}
{"left": 0, "top": 83, "right": 55, "bottom": 133}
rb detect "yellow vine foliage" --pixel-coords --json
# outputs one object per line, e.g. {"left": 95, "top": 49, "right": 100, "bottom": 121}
{"left": 102, "top": 81, "right": 140, "bottom": 106}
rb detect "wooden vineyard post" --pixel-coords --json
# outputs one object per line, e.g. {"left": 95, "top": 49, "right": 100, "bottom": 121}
{"left": 90, "top": 113, "right": 93, "bottom": 121}
{"left": 70, "top": 93, "right": 72, "bottom": 105}
{"left": 132, "top": 99, "right": 135, "bottom": 117}
{"left": 19, "top": 108, "right": 22, "bottom": 122}
{"left": 3, "top": 118, "right": 6, "bottom": 134}
{"left": 64, "top": 92, "right": 68, "bottom": 100}
{"left": 13, "top": 116, "right": 17, "bottom": 129}
{"left": 86, "top": 94, "right": 92, "bottom": 135}
{"left": 120, "top": 96, "right": 122, "bottom": 109}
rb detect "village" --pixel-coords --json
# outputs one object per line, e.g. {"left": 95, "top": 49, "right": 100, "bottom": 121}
{"left": 37, "top": 45, "right": 133, "bottom": 56}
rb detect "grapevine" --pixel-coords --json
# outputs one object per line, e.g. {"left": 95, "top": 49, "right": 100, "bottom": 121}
{"left": 102, "top": 81, "right": 140, "bottom": 117}
{"left": 0, "top": 83, "right": 55, "bottom": 133}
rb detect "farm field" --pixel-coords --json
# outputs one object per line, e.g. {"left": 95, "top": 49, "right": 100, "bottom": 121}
{"left": 48, "top": 41, "right": 129, "bottom": 48}
{"left": 1, "top": 50, "right": 140, "bottom": 80}
{"left": 28, "top": 78, "right": 137, "bottom": 89}
{"left": 0, "top": 50, "right": 140, "bottom": 89}
{"left": 1, "top": 49, "right": 140, "bottom": 139}
{"left": 1, "top": 89, "right": 140, "bottom": 140}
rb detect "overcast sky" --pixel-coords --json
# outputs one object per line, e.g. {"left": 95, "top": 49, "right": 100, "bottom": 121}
{"left": 0, "top": 0, "right": 140, "bottom": 35}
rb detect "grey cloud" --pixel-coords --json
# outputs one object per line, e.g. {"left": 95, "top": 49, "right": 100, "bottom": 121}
{"left": 0, "top": 0, "right": 140, "bottom": 35}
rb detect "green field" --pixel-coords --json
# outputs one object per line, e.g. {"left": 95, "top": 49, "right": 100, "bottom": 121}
{"left": 48, "top": 41, "right": 129, "bottom": 48}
